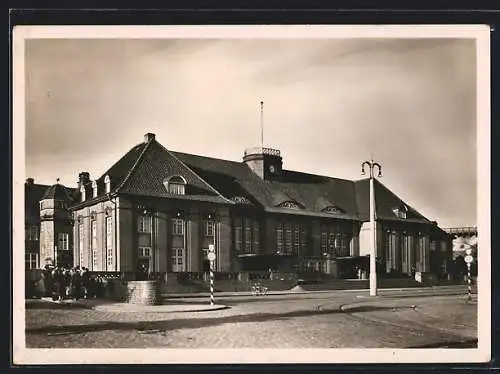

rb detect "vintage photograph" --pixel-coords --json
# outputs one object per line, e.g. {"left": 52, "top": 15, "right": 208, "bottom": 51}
{"left": 13, "top": 25, "right": 490, "bottom": 364}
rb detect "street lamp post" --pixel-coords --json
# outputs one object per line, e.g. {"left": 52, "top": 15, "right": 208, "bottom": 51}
{"left": 362, "top": 159, "right": 382, "bottom": 297}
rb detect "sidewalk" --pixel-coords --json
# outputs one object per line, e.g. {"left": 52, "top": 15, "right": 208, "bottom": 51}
{"left": 162, "top": 284, "right": 473, "bottom": 299}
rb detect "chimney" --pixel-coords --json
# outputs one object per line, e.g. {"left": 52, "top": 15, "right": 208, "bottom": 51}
{"left": 144, "top": 133, "right": 156, "bottom": 142}
{"left": 26, "top": 178, "right": 34, "bottom": 186}
{"left": 78, "top": 172, "right": 90, "bottom": 189}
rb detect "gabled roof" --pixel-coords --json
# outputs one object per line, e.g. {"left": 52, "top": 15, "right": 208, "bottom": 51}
{"left": 69, "top": 134, "right": 434, "bottom": 226}
{"left": 73, "top": 137, "right": 233, "bottom": 206}
{"left": 354, "top": 178, "right": 429, "bottom": 223}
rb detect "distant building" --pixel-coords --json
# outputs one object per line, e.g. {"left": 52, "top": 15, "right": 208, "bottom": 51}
{"left": 26, "top": 133, "right": 452, "bottom": 278}
{"left": 24, "top": 178, "right": 75, "bottom": 269}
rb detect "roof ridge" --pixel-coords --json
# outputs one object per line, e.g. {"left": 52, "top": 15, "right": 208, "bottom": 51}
{"left": 114, "top": 141, "right": 151, "bottom": 194}
{"left": 155, "top": 141, "right": 235, "bottom": 204}
{"left": 171, "top": 150, "right": 243, "bottom": 165}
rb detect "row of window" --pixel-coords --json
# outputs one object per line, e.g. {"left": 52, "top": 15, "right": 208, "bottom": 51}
{"left": 78, "top": 216, "right": 114, "bottom": 271}
{"left": 234, "top": 216, "right": 259, "bottom": 253}
{"left": 276, "top": 222, "right": 308, "bottom": 255}
{"left": 383, "top": 231, "right": 429, "bottom": 273}
{"left": 137, "top": 216, "right": 215, "bottom": 236}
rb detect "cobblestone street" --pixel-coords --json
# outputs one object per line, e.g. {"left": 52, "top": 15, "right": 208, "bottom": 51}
{"left": 24, "top": 289, "right": 477, "bottom": 349}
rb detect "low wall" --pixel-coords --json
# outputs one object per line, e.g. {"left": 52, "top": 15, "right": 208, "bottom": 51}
{"left": 126, "top": 280, "right": 162, "bottom": 305}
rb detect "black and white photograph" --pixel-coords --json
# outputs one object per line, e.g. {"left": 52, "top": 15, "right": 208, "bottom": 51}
{"left": 13, "top": 25, "right": 491, "bottom": 364}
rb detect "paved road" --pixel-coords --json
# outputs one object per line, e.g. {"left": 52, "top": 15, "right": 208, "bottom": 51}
{"left": 25, "top": 287, "right": 477, "bottom": 349}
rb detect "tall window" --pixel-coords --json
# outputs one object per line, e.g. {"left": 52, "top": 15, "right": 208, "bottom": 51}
{"left": 25, "top": 253, "right": 38, "bottom": 270}
{"left": 106, "top": 216, "right": 113, "bottom": 270}
{"left": 276, "top": 223, "right": 284, "bottom": 253}
{"left": 234, "top": 217, "right": 242, "bottom": 252}
{"left": 204, "top": 220, "right": 215, "bottom": 237}
{"left": 25, "top": 226, "right": 39, "bottom": 241}
{"left": 79, "top": 222, "right": 84, "bottom": 267}
{"left": 320, "top": 225, "right": 351, "bottom": 257}
{"left": 91, "top": 220, "right": 97, "bottom": 270}
{"left": 172, "top": 218, "right": 184, "bottom": 235}
{"left": 233, "top": 216, "right": 259, "bottom": 254}
{"left": 58, "top": 233, "right": 69, "bottom": 251}
{"left": 138, "top": 215, "right": 152, "bottom": 233}
{"left": 171, "top": 248, "right": 185, "bottom": 272}
{"left": 277, "top": 221, "right": 309, "bottom": 256}
{"left": 284, "top": 223, "right": 292, "bottom": 254}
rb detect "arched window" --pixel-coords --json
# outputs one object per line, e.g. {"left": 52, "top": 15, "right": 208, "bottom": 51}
{"left": 164, "top": 175, "right": 187, "bottom": 195}
{"left": 277, "top": 200, "right": 302, "bottom": 209}
{"left": 392, "top": 204, "right": 408, "bottom": 219}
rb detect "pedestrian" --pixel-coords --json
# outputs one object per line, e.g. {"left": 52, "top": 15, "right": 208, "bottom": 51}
{"left": 268, "top": 266, "right": 273, "bottom": 280}
{"left": 71, "top": 267, "right": 82, "bottom": 300}
{"left": 81, "top": 267, "right": 90, "bottom": 299}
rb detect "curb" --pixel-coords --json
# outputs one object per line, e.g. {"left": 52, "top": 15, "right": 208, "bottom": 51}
{"left": 93, "top": 303, "right": 230, "bottom": 313}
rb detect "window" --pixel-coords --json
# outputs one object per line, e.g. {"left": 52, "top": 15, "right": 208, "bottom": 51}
{"left": 58, "top": 233, "right": 69, "bottom": 251}
{"left": 164, "top": 175, "right": 186, "bottom": 195}
{"left": 320, "top": 226, "right": 351, "bottom": 258}
{"left": 277, "top": 200, "right": 301, "bottom": 209}
{"left": 204, "top": 220, "right": 215, "bottom": 237}
{"left": 79, "top": 223, "right": 84, "bottom": 267}
{"left": 276, "top": 223, "right": 284, "bottom": 253}
{"left": 106, "top": 216, "right": 113, "bottom": 270}
{"left": 234, "top": 217, "right": 242, "bottom": 252}
{"left": 234, "top": 217, "right": 259, "bottom": 254}
{"left": 138, "top": 247, "right": 152, "bottom": 257}
{"left": 284, "top": 223, "right": 292, "bottom": 253}
{"left": 138, "top": 215, "right": 152, "bottom": 233}
{"left": 171, "top": 248, "right": 185, "bottom": 272}
{"left": 25, "top": 253, "right": 38, "bottom": 270}
{"left": 26, "top": 226, "right": 39, "bottom": 241}
{"left": 245, "top": 222, "right": 252, "bottom": 252}
{"left": 172, "top": 218, "right": 184, "bottom": 235}
{"left": 392, "top": 205, "right": 408, "bottom": 219}
{"left": 91, "top": 220, "right": 97, "bottom": 269}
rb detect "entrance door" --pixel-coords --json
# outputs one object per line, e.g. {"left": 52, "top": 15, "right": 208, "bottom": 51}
{"left": 171, "top": 248, "right": 186, "bottom": 272}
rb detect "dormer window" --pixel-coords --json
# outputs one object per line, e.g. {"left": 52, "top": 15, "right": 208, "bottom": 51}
{"left": 104, "top": 175, "right": 111, "bottom": 194}
{"left": 392, "top": 204, "right": 408, "bottom": 219}
{"left": 80, "top": 185, "right": 86, "bottom": 202}
{"left": 321, "top": 205, "right": 345, "bottom": 214}
{"left": 277, "top": 200, "right": 302, "bottom": 209}
{"left": 164, "top": 175, "right": 186, "bottom": 195}
{"left": 92, "top": 180, "right": 98, "bottom": 198}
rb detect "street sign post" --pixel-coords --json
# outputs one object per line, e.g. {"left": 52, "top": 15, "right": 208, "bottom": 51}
{"left": 208, "top": 244, "right": 216, "bottom": 306}
{"left": 465, "top": 253, "right": 474, "bottom": 303}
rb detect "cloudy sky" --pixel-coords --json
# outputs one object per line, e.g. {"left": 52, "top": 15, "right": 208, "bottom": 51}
{"left": 24, "top": 36, "right": 477, "bottom": 228}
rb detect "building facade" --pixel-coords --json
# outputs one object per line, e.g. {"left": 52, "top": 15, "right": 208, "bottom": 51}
{"left": 54, "top": 132, "right": 452, "bottom": 278}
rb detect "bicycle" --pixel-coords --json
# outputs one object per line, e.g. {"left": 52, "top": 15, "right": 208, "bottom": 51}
{"left": 251, "top": 282, "right": 268, "bottom": 296}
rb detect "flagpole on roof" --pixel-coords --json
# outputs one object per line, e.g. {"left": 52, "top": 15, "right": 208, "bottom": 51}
{"left": 260, "top": 101, "right": 264, "bottom": 149}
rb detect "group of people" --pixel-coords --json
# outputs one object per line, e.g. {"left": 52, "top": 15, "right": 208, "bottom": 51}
{"left": 41, "top": 265, "right": 94, "bottom": 301}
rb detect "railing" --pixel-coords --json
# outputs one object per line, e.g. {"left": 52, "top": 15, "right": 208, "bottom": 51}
{"left": 244, "top": 147, "right": 281, "bottom": 157}
{"left": 443, "top": 227, "right": 478, "bottom": 235}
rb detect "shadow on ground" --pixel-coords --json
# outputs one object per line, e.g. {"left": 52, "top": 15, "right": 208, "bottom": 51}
{"left": 26, "top": 304, "right": 411, "bottom": 335}
{"left": 406, "top": 338, "right": 478, "bottom": 348}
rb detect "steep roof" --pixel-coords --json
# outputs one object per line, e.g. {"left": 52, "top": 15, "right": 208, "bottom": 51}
{"left": 354, "top": 178, "right": 430, "bottom": 223}
{"left": 25, "top": 182, "right": 50, "bottom": 221}
{"left": 80, "top": 137, "right": 232, "bottom": 205}
{"left": 173, "top": 151, "right": 359, "bottom": 219}
{"left": 42, "top": 183, "right": 74, "bottom": 201}
{"left": 70, "top": 134, "right": 433, "bottom": 225}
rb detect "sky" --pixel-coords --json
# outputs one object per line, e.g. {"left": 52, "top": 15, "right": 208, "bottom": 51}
{"left": 24, "top": 36, "right": 478, "bottom": 228}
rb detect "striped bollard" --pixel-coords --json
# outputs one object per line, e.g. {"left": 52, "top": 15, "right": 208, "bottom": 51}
{"left": 464, "top": 249, "right": 473, "bottom": 303}
{"left": 210, "top": 264, "right": 215, "bottom": 306}
{"left": 467, "top": 262, "right": 472, "bottom": 302}
{"left": 208, "top": 244, "right": 216, "bottom": 306}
